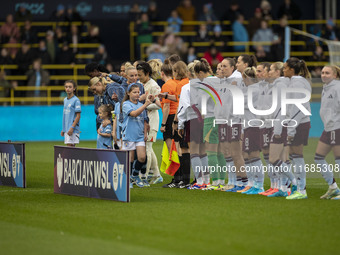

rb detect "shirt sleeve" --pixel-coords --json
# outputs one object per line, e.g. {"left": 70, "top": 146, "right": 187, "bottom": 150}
{"left": 286, "top": 80, "right": 308, "bottom": 137}
{"left": 161, "top": 82, "right": 173, "bottom": 104}
{"left": 108, "top": 74, "right": 126, "bottom": 84}
{"left": 114, "top": 103, "right": 120, "bottom": 115}
{"left": 177, "top": 86, "right": 190, "bottom": 129}
{"left": 103, "top": 125, "right": 112, "bottom": 134}
{"left": 75, "top": 98, "right": 81, "bottom": 113}
{"left": 123, "top": 102, "right": 134, "bottom": 116}
{"left": 151, "top": 82, "right": 161, "bottom": 96}
{"left": 141, "top": 109, "right": 147, "bottom": 121}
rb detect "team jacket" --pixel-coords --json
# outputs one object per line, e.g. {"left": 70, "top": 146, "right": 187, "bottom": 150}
{"left": 320, "top": 79, "right": 340, "bottom": 132}
{"left": 286, "top": 76, "right": 311, "bottom": 137}
{"left": 269, "top": 77, "right": 289, "bottom": 135}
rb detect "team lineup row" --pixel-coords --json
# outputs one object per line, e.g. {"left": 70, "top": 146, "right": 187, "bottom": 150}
{"left": 60, "top": 54, "right": 340, "bottom": 200}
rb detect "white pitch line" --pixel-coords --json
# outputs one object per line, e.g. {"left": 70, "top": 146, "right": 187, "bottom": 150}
{"left": 0, "top": 188, "right": 51, "bottom": 193}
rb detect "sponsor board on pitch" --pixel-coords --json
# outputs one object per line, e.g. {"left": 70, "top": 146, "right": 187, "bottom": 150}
{"left": 54, "top": 146, "right": 130, "bottom": 202}
{"left": 0, "top": 142, "right": 26, "bottom": 188}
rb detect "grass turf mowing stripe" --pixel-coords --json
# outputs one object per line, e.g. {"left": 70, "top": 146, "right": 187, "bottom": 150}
{"left": 0, "top": 139, "right": 340, "bottom": 255}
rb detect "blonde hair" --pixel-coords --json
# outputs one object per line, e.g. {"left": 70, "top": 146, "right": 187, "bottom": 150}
{"left": 271, "top": 62, "right": 284, "bottom": 76}
{"left": 124, "top": 62, "right": 133, "bottom": 70}
{"left": 324, "top": 65, "right": 340, "bottom": 78}
{"left": 173, "top": 61, "right": 188, "bottom": 80}
{"left": 88, "top": 76, "right": 110, "bottom": 88}
{"left": 243, "top": 66, "right": 257, "bottom": 78}
{"left": 147, "top": 59, "right": 163, "bottom": 80}
{"left": 125, "top": 66, "right": 137, "bottom": 74}
{"left": 188, "top": 60, "right": 200, "bottom": 78}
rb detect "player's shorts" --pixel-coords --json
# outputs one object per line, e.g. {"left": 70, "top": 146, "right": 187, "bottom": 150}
{"left": 203, "top": 117, "right": 219, "bottom": 144}
{"left": 242, "top": 127, "right": 262, "bottom": 153}
{"left": 147, "top": 130, "right": 157, "bottom": 142}
{"left": 189, "top": 118, "right": 204, "bottom": 144}
{"left": 116, "top": 139, "right": 122, "bottom": 149}
{"left": 289, "top": 122, "right": 311, "bottom": 146}
{"left": 121, "top": 141, "right": 145, "bottom": 151}
{"left": 163, "top": 114, "right": 175, "bottom": 141}
{"left": 183, "top": 121, "right": 191, "bottom": 146}
{"left": 228, "top": 124, "right": 242, "bottom": 142}
{"left": 270, "top": 127, "right": 287, "bottom": 145}
{"left": 173, "top": 126, "right": 189, "bottom": 149}
{"left": 320, "top": 128, "right": 340, "bottom": 146}
{"left": 64, "top": 132, "right": 79, "bottom": 145}
{"left": 218, "top": 124, "right": 228, "bottom": 142}
{"left": 262, "top": 127, "right": 273, "bottom": 149}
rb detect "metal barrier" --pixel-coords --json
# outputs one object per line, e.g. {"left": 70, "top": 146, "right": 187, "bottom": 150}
{"left": 140, "top": 40, "right": 318, "bottom": 61}
{"left": 131, "top": 19, "right": 339, "bottom": 61}
{"left": 0, "top": 64, "right": 88, "bottom": 84}
{"left": 0, "top": 21, "right": 91, "bottom": 31}
{"left": 0, "top": 43, "right": 98, "bottom": 60}
{"left": 0, "top": 85, "right": 92, "bottom": 106}
{"left": 0, "top": 64, "right": 94, "bottom": 106}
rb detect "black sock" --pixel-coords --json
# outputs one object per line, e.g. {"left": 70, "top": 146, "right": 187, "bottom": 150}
{"left": 130, "top": 162, "right": 134, "bottom": 175}
{"left": 174, "top": 156, "right": 183, "bottom": 183}
{"left": 182, "top": 153, "right": 191, "bottom": 184}
{"left": 140, "top": 156, "right": 147, "bottom": 175}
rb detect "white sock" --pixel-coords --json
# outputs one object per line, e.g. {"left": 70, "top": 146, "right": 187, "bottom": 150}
{"left": 299, "top": 189, "right": 306, "bottom": 195}
{"left": 282, "top": 161, "right": 297, "bottom": 186}
{"left": 226, "top": 157, "right": 234, "bottom": 185}
{"left": 245, "top": 159, "right": 253, "bottom": 186}
{"left": 293, "top": 156, "right": 306, "bottom": 192}
{"left": 191, "top": 156, "right": 202, "bottom": 184}
{"left": 330, "top": 182, "right": 338, "bottom": 189}
{"left": 316, "top": 154, "right": 334, "bottom": 186}
{"left": 251, "top": 158, "right": 264, "bottom": 189}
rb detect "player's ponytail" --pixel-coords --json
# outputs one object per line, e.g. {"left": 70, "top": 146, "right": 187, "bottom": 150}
{"left": 173, "top": 61, "right": 188, "bottom": 80}
{"left": 243, "top": 66, "right": 257, "bottom": 79}
{"left": 188, "top": 60, "right": 200, "bottom": 78}
{"left": 194, "top": 58, "right": 211, "bottom": 75}
{"left": 286, "top": 57, "right": 311, "bottom": 79}
{"left": 240, "top": 54, "right": 257, "bottom": 68}
{"left": 161, "top": 59, "right": 173, "bottom": 77}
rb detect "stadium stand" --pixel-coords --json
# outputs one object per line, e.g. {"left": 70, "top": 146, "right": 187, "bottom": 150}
{"left": 0, "top": 1, "right": 339, "bottom": 105}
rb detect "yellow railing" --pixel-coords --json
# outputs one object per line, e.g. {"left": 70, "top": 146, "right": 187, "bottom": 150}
{"left": 0, "top": 43, "right": 98, "bottom": 60}
{"left": 0, "top": 64, "right": 88, "bottom": 84}
{"left": 131, "top": 19, "right": 339, "bottom": 60}
{"left": 149, "top": 19, "right": 340, "bottom": 32}
{"left": 0, "top": 85, "right": 93, "bottom": 106}
{"left": 0, "top": 43, "right": 100, "bottom": 48}
{"left": 0, "top": 21, "right": 91, "bottom": 31}
{"left": 140, "top": 40, "right": 311, "bottom": 60}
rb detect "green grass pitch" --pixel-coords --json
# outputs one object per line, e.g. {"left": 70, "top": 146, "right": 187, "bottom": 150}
{"left": 1, "top": 139, "right": 340, "bottom": 255}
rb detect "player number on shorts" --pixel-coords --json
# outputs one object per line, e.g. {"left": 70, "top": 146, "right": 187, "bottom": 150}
{"left": 232, "top": 127, "right": 238, "bottom": 137}
{"left": 331, "top": 131, "right": 336, "bottom": 144}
